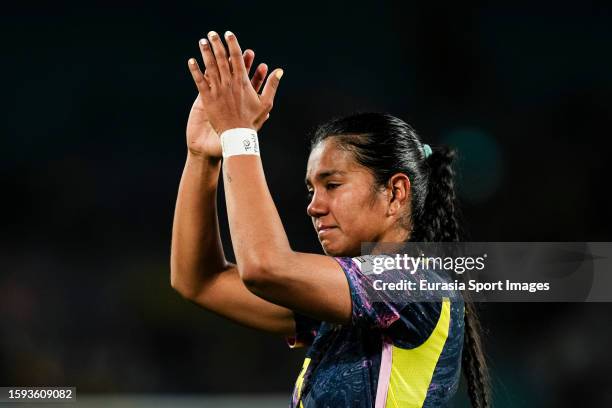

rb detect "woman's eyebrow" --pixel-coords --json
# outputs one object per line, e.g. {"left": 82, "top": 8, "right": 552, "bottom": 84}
{"left": 304, "top": 169, "right": 346, "bottom": 186}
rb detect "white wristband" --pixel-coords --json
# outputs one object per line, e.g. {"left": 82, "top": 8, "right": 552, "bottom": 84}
{"left": 220, "top": 128, "right": 260, "bottom": 158}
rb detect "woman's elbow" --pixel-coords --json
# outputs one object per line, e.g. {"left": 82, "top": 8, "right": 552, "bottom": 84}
{"left": 170, "top": 268, "right": 197, "bottom": 300}
{"left": 169, "top": 257, "right": 185, "bottom": 294}
{"left": 238, "top": 247, "right": 293, "bottom": 292}
{"left": 239, "top": 257, "right": 280, "bottom": 293}
{"left": 239, "top": 264, "right": 267, "bottom": 292}
{"left": 170, "top": 278, "right": 191, "bottom": 299}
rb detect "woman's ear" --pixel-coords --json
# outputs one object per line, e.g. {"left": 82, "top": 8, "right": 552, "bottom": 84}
{"left": 387, "top": 173, "right": 411, "bottom": 216}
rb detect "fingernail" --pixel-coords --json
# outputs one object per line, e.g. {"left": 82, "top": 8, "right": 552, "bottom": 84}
{"left": 199, "top": 38, "right": 207, "bottom": 46}
{"left": 208, "top": 31, "right": 218, "bottom": 38}
{"left": 275, "top": 69, "right": 284, "bottom": 80}
{"left": 224, "top": 31, "right": 234, "bottom": 38}
{"left": 189, "top": 58, "right": 196, "bottom": 65}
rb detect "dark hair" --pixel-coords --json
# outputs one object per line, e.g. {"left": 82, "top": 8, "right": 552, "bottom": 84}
{"left": 310, "top": 112, "right": 491, "bottom": 408}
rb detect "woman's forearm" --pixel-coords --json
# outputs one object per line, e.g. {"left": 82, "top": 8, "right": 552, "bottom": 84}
{"left": 189, "top": 31, "right": 288, "bottom": 284}
{"left": 170, "top": 152, "right": 229, "bottom": 298}
{"left": 222, "top": 156, "right": 293, "bottom": 280}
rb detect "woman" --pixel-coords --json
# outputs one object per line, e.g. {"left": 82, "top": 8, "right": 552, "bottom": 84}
{"left": 171, "top": 30, "right": 489, "bottom": 407}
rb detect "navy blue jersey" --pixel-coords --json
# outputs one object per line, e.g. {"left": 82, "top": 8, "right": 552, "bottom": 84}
{"left": 286, "top": 256, "right": 465, "bottom": 407}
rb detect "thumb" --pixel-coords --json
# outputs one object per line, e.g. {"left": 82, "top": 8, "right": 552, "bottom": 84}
{"left": 260, "top": 68, "right": 283, "bottom": 111}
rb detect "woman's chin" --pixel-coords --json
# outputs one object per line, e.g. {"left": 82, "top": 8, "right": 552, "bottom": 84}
{"left": 320, "top": 240, "right": 341, "bottom": 257}
{"left": 320, "top": 240, "right": 358, "bottom": 257}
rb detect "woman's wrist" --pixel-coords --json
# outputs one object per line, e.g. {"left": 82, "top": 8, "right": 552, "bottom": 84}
{"left": 220, "top": 128, "right": 260, "bottom": 158}
{"left": 216, "top": 123, "right": 257, "bottom": 136}
{"left": 187, "top": 149, "right": 222, "bottom": 164}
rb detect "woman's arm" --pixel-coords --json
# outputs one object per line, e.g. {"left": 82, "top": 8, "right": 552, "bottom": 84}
{"left": 222, "top": 154, "right": 352, "bottom": 325}
{"left": 196, "top": 31, "right": 352, "bottom": 324}
{"left": 170, "top": 48, "right": 296, "bottom": 335}
{"left": 170, "top": 151, "right": 226, "bottom": 298}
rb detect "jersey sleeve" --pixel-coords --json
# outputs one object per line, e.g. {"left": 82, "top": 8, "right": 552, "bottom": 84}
{"left": 285, "top": 311, "right": 321, "bottom": 349}
{"left": 334, "top": 255, "right": 454, "bottom": 347}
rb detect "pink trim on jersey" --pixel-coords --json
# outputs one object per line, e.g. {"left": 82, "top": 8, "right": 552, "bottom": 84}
{"left": 375, "top": 336, "right": 393, "bottom": 408}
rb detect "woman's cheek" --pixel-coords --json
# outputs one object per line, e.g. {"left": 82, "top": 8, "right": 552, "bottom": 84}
{"left": 335, "top": 192, "right": 355, "bottom": 219}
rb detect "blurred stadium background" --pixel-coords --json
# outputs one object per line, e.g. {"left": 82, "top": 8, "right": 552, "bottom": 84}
{"left": 2, "top": 1, "right": 612, "bottom": 406}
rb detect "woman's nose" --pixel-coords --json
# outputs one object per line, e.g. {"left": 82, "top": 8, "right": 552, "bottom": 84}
{"left": 307, "top": 191, "right": 328, "bottom": 217}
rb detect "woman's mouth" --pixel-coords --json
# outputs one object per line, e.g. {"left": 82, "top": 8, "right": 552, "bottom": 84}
{"left": 317, "top": 226, "right": 337, "bottom": 238}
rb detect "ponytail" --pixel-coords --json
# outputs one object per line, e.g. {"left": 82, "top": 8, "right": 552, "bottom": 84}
{"left": 413, "top": 146, "right": 491, "bottom": 408}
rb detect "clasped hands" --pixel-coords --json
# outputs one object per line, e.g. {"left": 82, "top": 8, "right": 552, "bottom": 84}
{"left": 188, "top": 31, "right": 283, "bottom": 136}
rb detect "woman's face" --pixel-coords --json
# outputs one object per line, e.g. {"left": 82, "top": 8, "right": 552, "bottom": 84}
{"left": 305, "top": 139, "right": 396, "bottom": 257}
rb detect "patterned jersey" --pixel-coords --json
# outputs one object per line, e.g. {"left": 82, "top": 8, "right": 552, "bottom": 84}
{"left": 286, "top": 255, "right": 465, "bottom": 408}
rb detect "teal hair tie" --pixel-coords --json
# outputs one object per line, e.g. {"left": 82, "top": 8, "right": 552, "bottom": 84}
{"left": 422, "top": 143, "right": 432, "bottom": 158}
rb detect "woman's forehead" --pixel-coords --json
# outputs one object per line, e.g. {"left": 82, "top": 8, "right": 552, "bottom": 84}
{"left": 306, "top": 140, "right": 363, "bottom": 183}
{"left": 308, "top": 140, "right": 347, "bottom": 168}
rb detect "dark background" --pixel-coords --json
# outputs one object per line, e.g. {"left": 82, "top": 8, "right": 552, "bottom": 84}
{"left": 2, "top": 1, "right": 612, "bottom": 406}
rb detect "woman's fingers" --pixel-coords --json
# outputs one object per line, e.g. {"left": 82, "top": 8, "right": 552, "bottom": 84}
{"left": 243, "top": 49, "right": 255, "bottom": 75}
{"left": 192, "top": 31, "right": 281, "bottom": 127}
{"left": 260, "top": 68, "right": 284, "bottom": 111}
{"left": 251, "top": 63, "right": 268, "bottom": 94}
{"left": 187, "top": 58, "right": 210, "bottom": 95}
{"left": 229, "top": 49, "right": 253, "bottom": 75}
{"left": 207, "top": 31, "right": 231, "bottom": 86}
{"left": 199, "top": 38, "right": 220, "bottom": 87}
{"left": 224, "top": 31, "right": 248, "bottom": 81}
{"left": 243, "top": 51, "right": 268, "bottom": 93}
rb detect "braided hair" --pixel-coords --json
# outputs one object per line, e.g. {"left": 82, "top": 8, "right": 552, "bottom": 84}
{"left": 311, "top": 112, "right": 491, "bottom": 407}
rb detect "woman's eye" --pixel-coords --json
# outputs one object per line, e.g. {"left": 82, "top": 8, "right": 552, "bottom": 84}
{"left": 305, "top": 184, "right": 339, "bottom": 202}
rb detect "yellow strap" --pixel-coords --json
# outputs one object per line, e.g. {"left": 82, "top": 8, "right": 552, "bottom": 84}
{"left": 294, "top": 357, "right": 311, "bottom": 406}
{"left": 385, "top": 298, "right": 452, "bottom": 408}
